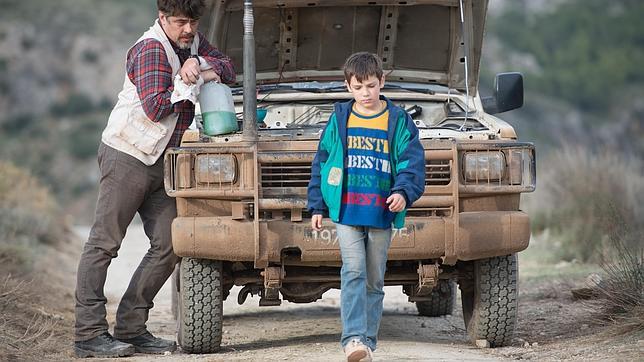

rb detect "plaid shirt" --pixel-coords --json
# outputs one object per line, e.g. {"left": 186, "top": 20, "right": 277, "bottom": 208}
{"left": 126, "top": 29, "right": 236, "bottom": 148}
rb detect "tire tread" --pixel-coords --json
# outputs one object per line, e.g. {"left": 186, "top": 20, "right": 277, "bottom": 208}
{"left": 179, "top": 258, "right": 223, "bottom": 354}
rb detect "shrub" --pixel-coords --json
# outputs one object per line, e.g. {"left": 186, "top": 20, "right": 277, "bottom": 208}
{"left": 591, "top": 235, "right": 643, "bottom": 334}
{"left": 1, "top": 113, "right": 36, "bottom": 134}
{"left": 49, "top": 93, "right": 95, "bottom": 117}
{"left": 65, "top": 117, "right": 102, "bottom": 160}
{"left": 527, "top": 146, "right": 643, "bottom": 262}
{"left": 0, "top": 161, "right": 67, "bottom": 246}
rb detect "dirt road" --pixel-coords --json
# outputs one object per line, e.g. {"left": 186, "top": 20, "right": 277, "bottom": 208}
{"left": 75, "top": 224, "right": 502, "bottom": 361}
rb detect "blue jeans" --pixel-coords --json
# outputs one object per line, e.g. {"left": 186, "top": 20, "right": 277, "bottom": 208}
{"left": 336, "top": 223, "right": 392, "bottom": 351}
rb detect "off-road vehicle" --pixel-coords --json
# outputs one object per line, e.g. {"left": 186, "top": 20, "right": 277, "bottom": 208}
{"left": 165, "top": 0, "right": 535, "bottom": 353}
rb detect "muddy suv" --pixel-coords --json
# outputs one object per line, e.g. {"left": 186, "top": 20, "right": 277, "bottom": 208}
{"left": 165, "top": 0, "right": 535, "bottom": 353}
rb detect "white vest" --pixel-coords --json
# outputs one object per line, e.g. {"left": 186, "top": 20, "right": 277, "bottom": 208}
{"left": 101, "top": 20, "right": 200, "bottom": 165}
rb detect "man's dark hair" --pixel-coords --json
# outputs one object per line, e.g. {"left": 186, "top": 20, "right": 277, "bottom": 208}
{"left": 157, "top": 0, "right": 206, "bottom": 19}
{"left": 343, "top": 52, "right": 384, "bottom": 83}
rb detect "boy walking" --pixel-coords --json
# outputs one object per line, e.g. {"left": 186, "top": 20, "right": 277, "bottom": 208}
{"left": 307, "top": 52, "right": 425, "bottom": 361}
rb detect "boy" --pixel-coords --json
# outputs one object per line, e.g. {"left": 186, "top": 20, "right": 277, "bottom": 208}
{"left": 307, "top": 52, "right": 425, "bottom": 362}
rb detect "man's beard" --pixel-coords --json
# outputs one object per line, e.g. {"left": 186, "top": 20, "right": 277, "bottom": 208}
{"left": 178, "top": 35, "right": 194, "bottom": 49}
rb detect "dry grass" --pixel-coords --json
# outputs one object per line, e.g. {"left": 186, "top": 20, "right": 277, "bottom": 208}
{"left": 590, "top": 237, "right": 644, "bottom": 334}
{"left": 526, "top": 145, "right": 643, "bottom": 262}
{"left": 0, "top": 273, "right": 66, "bottom": 360}
{"left": 0, "top": 161, "right": 75, "bottom": 360}
{"left": 522, "top": 145, "right": 644, "bottom": 337}
{"left": 0, "top": 160, "right": 68, "bottom": 246}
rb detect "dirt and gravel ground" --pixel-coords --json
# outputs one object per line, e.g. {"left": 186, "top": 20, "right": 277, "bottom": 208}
{"left": 13, "top": 224, "right": 638, "bottom": 361}
{"left": 85, "top": 224, "right": 494, "bottom": 361}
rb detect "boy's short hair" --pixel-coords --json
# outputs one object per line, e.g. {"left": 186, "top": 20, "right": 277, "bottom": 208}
{"left": 158, "top": 0, "right": 206, "bottom": 19}
{"left": 343, "top": 52, "right": 384, "bottom": 83}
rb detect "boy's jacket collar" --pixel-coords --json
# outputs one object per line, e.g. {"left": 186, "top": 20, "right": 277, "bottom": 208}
{"left": 333, "top": 95, "right": 401, "bottom": 153}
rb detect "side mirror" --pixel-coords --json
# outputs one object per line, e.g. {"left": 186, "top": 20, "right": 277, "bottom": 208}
{"left": 482, "top": 72, "right": 524, "bottom": 114}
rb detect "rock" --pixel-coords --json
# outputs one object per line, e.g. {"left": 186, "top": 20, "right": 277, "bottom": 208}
{"left": 163, "top": 351, "right": 172, "bottom": 356}
{"left": 420, "top": 322, "right": 427, "bottom": 328}
{"left": 523, "top": 341, "right": 530, "bottom": 348}
{"left": 585, "top": 273, "right": 603, "bottom": 288}
{"left": 532, "top": 342, "right": 538, "bottom": 347}
{"left": 571, "top": 287, "right": 598, "bottom": 300}
{"left": 475, "top": 339, "right": 490, "bottom": 348}
{"left": 555, "top": 260, "right": 570, "bottom": 269}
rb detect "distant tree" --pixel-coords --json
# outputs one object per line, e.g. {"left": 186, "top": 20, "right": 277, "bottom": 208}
{"left": 489, "top": 0, "right": 644, "bottom": 113}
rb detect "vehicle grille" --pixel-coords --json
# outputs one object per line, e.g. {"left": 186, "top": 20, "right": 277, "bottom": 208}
{"left": 261, "top": 162, "right": 311, "bottom": 188}
{"left": 260, "top": 160, "right": 451, "bottom": 188}
{"left": 425, "top": 160, "right": 451, "bottom": 186}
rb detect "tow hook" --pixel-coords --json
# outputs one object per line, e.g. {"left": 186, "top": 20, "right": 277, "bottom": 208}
{"left": 237, "top": 284, "right": 262, "bottom": 305}
{"left": 259, "top": 266, "right": 284, "bottom": 306}
{"left": 416, "top": 262, "right": 440, "bottom": 296}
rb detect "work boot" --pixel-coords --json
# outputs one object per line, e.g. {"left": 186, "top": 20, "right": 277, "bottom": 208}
{"left": 74, "top": 332, "right": 135, "bottom": 358}
{"left": 344, "top": 338, "right": 369, "bottom": 362}
{"left": 117, "top": 331, "right": 177, "bottom": 354}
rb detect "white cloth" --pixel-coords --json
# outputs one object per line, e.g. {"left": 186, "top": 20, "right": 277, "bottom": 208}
{"left": 171, "top": 74, "right": 204, "bottom": 104}
{"left": 170, "top": 61, "right": 214, "bottom": 104}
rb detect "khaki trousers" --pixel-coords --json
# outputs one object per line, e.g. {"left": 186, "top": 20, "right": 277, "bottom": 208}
{"left": 74, "top": 143, "right": 179, "bottom": 341}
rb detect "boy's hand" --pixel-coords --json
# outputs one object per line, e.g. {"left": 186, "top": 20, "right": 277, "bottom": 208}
{"left": 311, "top": 214, "right": 323, "bottom": 231}
{"left": 387, "top": 193, "right": 406, "bottom": 212}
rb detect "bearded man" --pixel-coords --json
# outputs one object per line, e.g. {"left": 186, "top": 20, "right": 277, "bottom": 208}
{"left": 73, "top": 0, "right": 235, "bottom": 357}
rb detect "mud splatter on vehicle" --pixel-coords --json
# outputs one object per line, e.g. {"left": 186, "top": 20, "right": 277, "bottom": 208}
{"left": 164, "top": 0, "right": 535, "bottom": 353}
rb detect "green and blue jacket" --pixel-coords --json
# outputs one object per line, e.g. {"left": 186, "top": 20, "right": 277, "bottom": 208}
{"left": 307, "top": 96, "right": 426, "bottom": 229}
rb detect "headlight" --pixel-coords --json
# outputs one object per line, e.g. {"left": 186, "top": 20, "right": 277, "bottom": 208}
{"left": 195, "top": 154, "right": 237, "bottom": 184}
{"left": 463, "top": 151, "right": 505, "bottom": 182}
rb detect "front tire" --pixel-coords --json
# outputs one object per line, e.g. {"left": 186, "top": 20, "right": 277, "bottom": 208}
{"left": 178, "top": 258, "right": 223, "bottom": 354}
{"left": 459, "top": 254, "right": 518, "bottom": 347}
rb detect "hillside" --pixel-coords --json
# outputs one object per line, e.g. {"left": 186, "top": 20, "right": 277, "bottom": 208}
{"left": 481, "top": 0, "right": 644, "bottom": 155}
{"left": 0, "top": 0, "right": 642, "bottom": 222}
{"left": 0, "top": 0, "right": 157, "bottom": 221}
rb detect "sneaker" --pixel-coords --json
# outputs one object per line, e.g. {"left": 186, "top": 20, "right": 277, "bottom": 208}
{"left": 363, "top": 346, "right": 373, "bottom": 362}
{"left": 117, "top": 331, "right": 177, "bottom": 354}
{"left": 344, "top": 338, "right": 369, "bottom": 362}
{"left": 74, "top": 332, "right": 135, "bottom": 358}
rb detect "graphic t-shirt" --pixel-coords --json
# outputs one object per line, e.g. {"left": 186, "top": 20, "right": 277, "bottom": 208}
{"left": 338, "top": 104, "right": 394, "bottom": 229}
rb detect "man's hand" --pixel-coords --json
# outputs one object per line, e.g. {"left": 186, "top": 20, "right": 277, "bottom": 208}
{"left": 311, "top": 214, "right": 323, "bottom": 231}
{"left": 179, "top": 58, "right": 201, "bottom": 84}
{"left": 201, "top": 69, "right": 222, "bottom": 83}
{"left": 386, "top": 193, "right": 406, "bottom": 212}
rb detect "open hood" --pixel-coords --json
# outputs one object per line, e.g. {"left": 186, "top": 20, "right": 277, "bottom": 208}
{"left": 201, "top": 0, "right": 488, "bottom": 93}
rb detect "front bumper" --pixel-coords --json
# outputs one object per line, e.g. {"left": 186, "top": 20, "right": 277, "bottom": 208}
{"left": 172, "top": 211, "right": 530, "bottom": 263}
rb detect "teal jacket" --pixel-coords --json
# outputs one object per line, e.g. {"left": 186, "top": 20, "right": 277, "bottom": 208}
{"left": 307, "top": 96, "right": 426, "bottom": 229}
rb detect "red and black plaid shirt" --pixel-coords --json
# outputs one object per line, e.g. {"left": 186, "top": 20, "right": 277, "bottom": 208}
{"left": 126, "top": 28, "right": 236, "bottom": 148}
